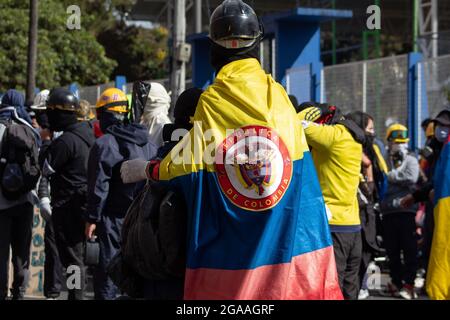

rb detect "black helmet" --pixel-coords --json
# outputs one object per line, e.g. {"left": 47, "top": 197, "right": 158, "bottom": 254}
{"left": 433, "top": 109, "right": 450, "bottom": 127}
{"left": 209, "top": 0, "right": 263, "bottom": 49}
{"left": 46, "top": 87, "right": 80, "bottom": 112}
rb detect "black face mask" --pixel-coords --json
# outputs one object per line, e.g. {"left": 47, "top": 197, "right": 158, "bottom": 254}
{"left": 98, "top": 111, "right": 125, "bottom": 133}
{"left": 365, "top": 133, "right": 376, "bottom": 145}
{"left": 209, "top": 39, "right": 260, "bottom": 73}
{"left": 46, "top": 109, "right": 78, "bottom": 132}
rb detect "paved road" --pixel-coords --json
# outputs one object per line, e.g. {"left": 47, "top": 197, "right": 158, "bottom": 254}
{"left": 19, "top": 272, "right": 428, "bottom": 301}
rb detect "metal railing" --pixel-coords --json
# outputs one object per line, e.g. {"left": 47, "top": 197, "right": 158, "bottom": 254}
{"left": 323, "top": 55, "right": 409, "bottom": 134}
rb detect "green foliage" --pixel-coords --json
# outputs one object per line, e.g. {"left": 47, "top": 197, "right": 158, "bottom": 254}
{"left": 60, "top": 0, "right": 136, "bottom": 36}
{"left": 0, "top": 0, "right": 117, "bottom": 92}
{"left": 98, "top": 22, "right": 169, "bottom": 82}
{"left": 0, "top": 0, "right": 169, "bottom": 92}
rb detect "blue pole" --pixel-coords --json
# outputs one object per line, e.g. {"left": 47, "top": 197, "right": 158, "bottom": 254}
{"left": 115, "top": 76, "right": 127, "bottom": 93}
{"left": 68, "top": 83, "right": 79, "bottom": 99}
{"left": 407, "top": 52, "right": 428, "bottom": 151}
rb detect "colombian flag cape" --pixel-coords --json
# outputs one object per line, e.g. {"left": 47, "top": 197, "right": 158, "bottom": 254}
{"left": 427, "top": 137, "right": 450, "bottom": 300}
{"left": 159, "top": 58, "right": 342, "bottom": 300}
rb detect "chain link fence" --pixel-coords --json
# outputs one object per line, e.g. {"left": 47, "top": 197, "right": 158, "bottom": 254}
{"left": 286, "top": 65, "right": 311, "bottom": 103}
{"left": 421, "top": 54, "right": 450, "bottom": 119}
{"left": 323, "top": 55, "right": 409, "bottom": 135}
{"left": 78, "top": 82, "right": 115, "bottom": 105}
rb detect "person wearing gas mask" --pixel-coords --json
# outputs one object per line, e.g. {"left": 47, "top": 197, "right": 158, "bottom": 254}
{"left": 400, "top": 109, "right": 450, "bottom": 300}
{"left": 41, "top": 88, "right": 96, "bottom": 300}
{"left": 84, "top": 88, "right": 157, "bottom": 300}
{"left": 380, "top": 123, "right": 420, "bottom": 299}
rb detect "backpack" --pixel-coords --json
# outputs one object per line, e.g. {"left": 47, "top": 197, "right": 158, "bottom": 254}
{"left": 0, "top": 120, "right": 40, "bottom": 200}
{"left": 121, "top": 182, "right": 187, "bottom": 281}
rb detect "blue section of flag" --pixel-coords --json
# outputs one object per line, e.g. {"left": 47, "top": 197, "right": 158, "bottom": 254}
{"left": 172, "top": 152, "right": 332, "bottom": 270}
{"left": 434, "top": 142, "right": 450, "bottom": 205}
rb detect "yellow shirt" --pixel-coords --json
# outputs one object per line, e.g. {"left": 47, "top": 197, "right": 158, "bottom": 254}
{"left": 302, "top": 122, "right": 362, "bottom": 228}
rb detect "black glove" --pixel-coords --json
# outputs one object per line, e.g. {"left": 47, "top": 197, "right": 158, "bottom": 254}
{"left": 392, "top": 151, "right": 404, "bottom": 167}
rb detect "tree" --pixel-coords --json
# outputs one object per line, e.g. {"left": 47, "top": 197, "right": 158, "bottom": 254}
{"left": 60, "top": 0, "right": 136, "bottom": 36}
{"left": 26, "top": 0, "right": 38, "bottom": 103}
{"left": 97, "top": 22, "right": 169, "bottom": 82}
{"left": 60, "top": 0, "right": 169, "bottom": 81}
{"left": 0, "top": 0, "right": 117, "bottom": 92}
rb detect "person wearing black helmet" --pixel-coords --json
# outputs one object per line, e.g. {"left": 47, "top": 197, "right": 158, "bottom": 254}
{"left": 121, "top": 0, "right": 343, "bottom": 300}
{"left": 208, "top": 0, "right": 263, "bottom": 73}
{"left": 41, "top": 88, "right": 96, "bottom": 300}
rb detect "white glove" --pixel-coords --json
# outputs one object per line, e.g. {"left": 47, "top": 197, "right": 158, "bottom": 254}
{"left": 121, "top": 159, "right": 149, "bottom": 184}
{"left": 39, "top": 197, "right": 52, "bottom": 222}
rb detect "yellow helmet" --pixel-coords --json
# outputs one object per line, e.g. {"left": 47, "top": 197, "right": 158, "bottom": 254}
{"left": 96, "top": 88, "right": 128, "bottom": 113}
{"left": 386, "top": 123, "right": 409, "bottom": 143}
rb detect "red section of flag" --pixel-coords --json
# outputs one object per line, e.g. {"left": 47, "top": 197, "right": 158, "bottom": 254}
{"left": 184, "top": 246, "right": 343, "bottom": 300}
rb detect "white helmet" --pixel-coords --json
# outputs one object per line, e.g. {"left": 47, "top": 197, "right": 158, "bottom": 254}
{"left": 30, "top": 89, "right": 50, "bottom": 110}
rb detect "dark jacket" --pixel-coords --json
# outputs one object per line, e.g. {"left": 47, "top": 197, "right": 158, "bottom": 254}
{"left": 0, "top": 90, "right": 39, "bottom": 210}
{"left": 42, "top": 122, "right": 96, "bottom": 208}
{"left": 37, "top": 140, "right": 52, "bottom": 199}
{"left": 85, "top": 123, "right": 157, "bottom": 223}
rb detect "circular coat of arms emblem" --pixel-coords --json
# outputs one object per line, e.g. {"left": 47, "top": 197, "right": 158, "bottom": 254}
{"left": 215, "top": 125, "right": 293, "bottom": 211}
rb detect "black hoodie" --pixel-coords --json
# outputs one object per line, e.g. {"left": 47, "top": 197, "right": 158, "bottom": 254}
{"left": 85, "top": 123, "right": 157, "bottom": 222}
{"left": 42, "top": 121, "right": 96, "bottom": 208}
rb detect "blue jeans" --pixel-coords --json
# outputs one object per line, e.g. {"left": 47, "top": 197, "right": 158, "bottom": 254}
{"left": 93, "top": 215, "right": 124, "bottom": 300}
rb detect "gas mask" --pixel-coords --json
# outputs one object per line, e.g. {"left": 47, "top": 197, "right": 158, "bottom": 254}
{"left": 389, "top": 143, "right": 408, "bottom": 167}
{"left": 435, "top": 125, "right": 450, "bottom": 143}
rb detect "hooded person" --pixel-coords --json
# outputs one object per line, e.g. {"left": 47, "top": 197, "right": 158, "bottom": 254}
{"left": 121, "top": 0, "right": 342, "bottom": 300}
{"left": 0, "top": 89, "right": 40, "bottom": 300}
{"left": 0, "top": 89, "right": 38, "bottom": 139}
{"left": 84, "top": 88, "right": 157, "bottom": 300}
{"left": 40, "top": 87, "right": 96, "bottom": 300}
{"left": 140, "top": 82, "right": 172, "bottom": 148}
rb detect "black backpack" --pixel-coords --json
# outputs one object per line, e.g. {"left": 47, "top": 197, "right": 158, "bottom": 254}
{"left": 121, "top": 182, "right": 187, "bottom": 281}
{"left": 0, "top": 120, "right": 40, "bottom": 200}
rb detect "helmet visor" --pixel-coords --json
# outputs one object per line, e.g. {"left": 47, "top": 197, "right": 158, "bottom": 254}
{"left": 389, "top": 130, "right": 408, "bottom": 140}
